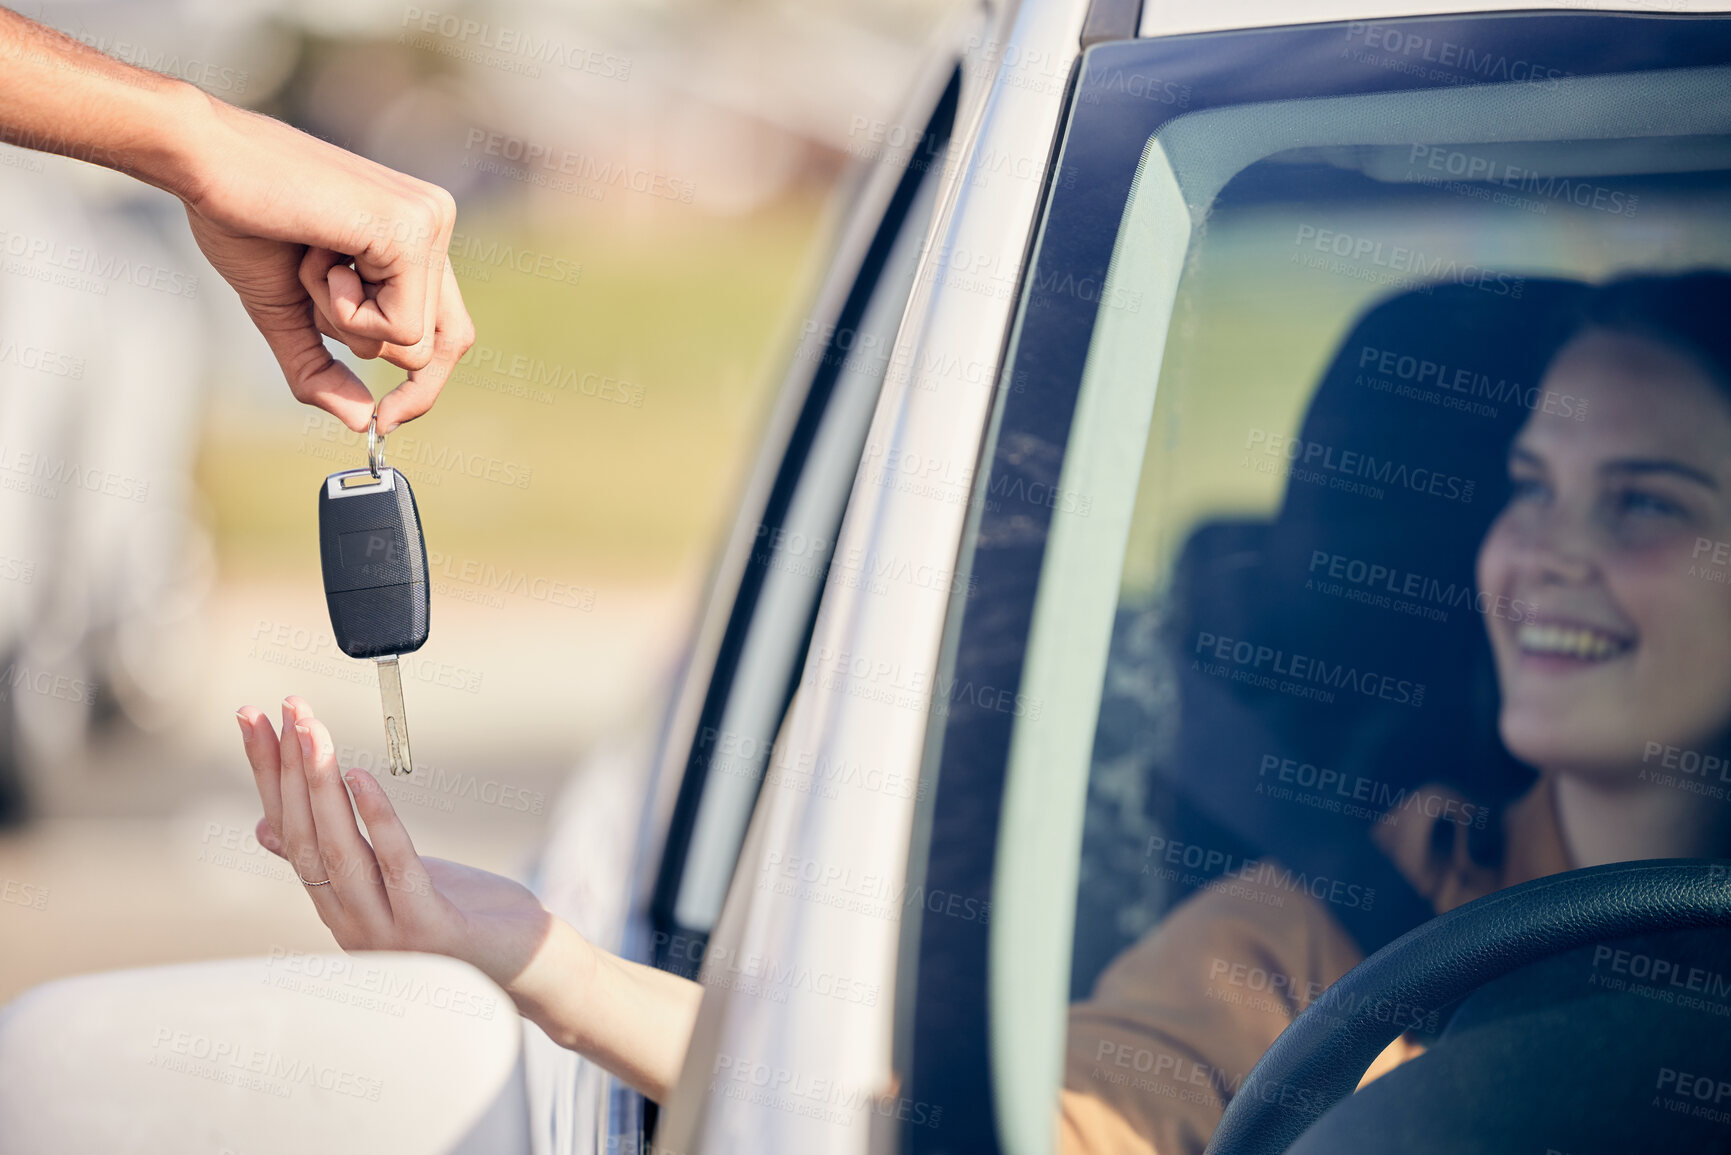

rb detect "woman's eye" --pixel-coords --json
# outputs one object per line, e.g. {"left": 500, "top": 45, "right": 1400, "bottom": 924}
{"left": 1507, "top": 476, "right": 1548, "bottom": 503}
{"left": 1614, "top": 489, "right": 1686, "bottom": 519}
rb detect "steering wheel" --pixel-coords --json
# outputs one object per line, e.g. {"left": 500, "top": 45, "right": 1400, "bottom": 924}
{"left": 1203, "top": 859, "right": 1731, "bottom": 1155}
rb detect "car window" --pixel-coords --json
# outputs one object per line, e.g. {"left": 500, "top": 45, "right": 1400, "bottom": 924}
{"left": 900, "top": 15, "right": 1731, "bottom": 1155}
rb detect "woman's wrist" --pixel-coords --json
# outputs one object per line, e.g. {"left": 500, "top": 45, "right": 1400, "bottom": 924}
{"left": 503, "top": 915, "right": 602, "bottom": 1053}
{"left": 498, "top": 914, "right": 703, "bottom": 1102}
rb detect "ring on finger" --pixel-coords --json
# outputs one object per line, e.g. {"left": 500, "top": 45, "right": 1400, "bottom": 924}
{"left": 299, "top": 873, "right": 333, "bottom": 887}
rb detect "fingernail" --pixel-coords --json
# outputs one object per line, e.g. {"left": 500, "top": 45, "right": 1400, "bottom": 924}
{"left": 296, "top": 723, "right": 314, "bottom": 761}
{"left": 236, "top": 711, "right": 252, "bottom": 742}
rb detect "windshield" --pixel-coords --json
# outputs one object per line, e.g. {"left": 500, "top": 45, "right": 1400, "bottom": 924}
{"left": 902, "top": 14, "right": 1731, "bottom": 1155}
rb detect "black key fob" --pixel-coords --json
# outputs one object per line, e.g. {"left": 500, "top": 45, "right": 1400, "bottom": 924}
{"left": 317, "top": 467, "right": 430, "bottom": 660}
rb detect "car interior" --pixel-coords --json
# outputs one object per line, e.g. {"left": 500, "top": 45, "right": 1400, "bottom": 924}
{"left": 1064, "top": 80, "right": 1731, "bottom": 1152}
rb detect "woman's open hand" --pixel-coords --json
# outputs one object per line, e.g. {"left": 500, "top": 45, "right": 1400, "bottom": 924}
{"left": 235, "top": 696, "right": 593, "bottom": 1009}
{"left": 234, "top": 695, "right": 704, "bottom": 1101}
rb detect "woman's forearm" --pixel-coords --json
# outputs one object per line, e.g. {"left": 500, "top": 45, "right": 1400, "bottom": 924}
{"left": 0, "top": 7, "right": 211, "bottom": 196}
{"left": 512, "top": 917, "right": 706, "bottom": 1104}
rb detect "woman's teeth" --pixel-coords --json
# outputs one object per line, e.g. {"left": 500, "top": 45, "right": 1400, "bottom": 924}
{"left": 1517, "top": 622, "right": 1630, "bottom": 660}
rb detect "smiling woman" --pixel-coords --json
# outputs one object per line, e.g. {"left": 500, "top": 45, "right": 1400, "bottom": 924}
{"left": 910, "top": 18, "right": 1731, "bottom": 1149}
{"left": 1480, "top": 275, "right": 1731, "bottom": 870}
{"left": 1049, "top": 271, "right": 1731, "bottom": 1155}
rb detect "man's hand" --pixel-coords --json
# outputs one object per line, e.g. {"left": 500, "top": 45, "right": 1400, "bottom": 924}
{"left": 0, "top": 9, "right": 474, "bottom": 432}
{"left": 182, "top": 101, "right": 475, "bottom": 433}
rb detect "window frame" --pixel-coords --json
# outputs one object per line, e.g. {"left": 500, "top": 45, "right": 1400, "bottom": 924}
{"left": 899, "top": 13, "right": 1731, "bottom": 1154}
{"left": 619, "top": 62, "right": 960, "bottom": 1151}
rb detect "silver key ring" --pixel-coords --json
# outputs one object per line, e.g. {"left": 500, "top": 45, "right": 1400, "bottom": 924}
{"left": 367, "top": 407, "right": 387, "bottom": 477}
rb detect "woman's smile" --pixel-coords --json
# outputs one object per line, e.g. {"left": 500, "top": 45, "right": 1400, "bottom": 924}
{"left": 1478, "top": 327, "right": 1731, "bottom": 776}
{"left": 1513, "top": 616, "right": 1635, "bottom": 665}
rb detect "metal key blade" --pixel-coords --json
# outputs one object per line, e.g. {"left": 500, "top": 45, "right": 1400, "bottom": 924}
{"left": 376, "top": 656, "right": 414, "bottom": 776}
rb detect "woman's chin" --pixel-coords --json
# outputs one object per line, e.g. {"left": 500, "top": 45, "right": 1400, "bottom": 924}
{"left": 1499, "top": 706, "right": 1641, "bottom": 776}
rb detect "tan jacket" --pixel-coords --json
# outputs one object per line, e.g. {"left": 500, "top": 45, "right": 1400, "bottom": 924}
{"left": 1060, "top": 776, "right": 1573, "bottom": 1155}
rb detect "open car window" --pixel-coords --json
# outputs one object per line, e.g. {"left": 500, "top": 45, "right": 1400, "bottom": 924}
{"left": 902, "top": 14, "right": 1731, "bottom": 1155}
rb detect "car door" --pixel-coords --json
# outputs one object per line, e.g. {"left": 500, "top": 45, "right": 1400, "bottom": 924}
{"left": 601, "top": 44, "right": 968, "bottom": 1155}
{"left": 898, "top": 9, "right": 1731, "bottom": 1154}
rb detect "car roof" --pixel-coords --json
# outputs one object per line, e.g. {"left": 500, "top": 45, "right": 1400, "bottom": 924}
{"left": 1141, "top": 0, "right": 1731, "bottom": 38}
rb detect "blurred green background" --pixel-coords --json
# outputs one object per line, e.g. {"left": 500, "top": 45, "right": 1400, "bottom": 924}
{"left": 0, "top": 0, "right": 956, "bottom": 1002}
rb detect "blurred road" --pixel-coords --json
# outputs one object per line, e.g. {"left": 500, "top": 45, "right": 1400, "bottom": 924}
{"left": 0, "top": 576, "right": 693, "bottom": 1003}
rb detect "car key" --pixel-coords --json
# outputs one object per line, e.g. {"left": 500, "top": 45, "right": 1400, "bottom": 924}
{"left": 316, "top": 415, "right": 429, "bottom": 776}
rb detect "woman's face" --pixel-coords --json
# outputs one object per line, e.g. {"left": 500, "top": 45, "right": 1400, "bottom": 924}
{"left": 1477, "top": 328, "right": 1731, "bottom": 778}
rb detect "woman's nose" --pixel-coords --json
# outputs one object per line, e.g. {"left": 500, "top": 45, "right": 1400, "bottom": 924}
{"left": 1514, "top": 504, "right": 1599, "bottom": 583}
